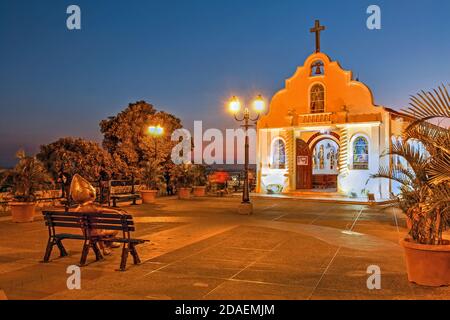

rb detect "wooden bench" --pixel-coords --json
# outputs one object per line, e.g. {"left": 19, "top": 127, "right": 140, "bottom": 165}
{"left": 42, "top": 211, "right": 149, "bottom": 271}
{"left": 110, "top": 194, "right": 140, "bottom": 207}
{"left": 108, "top": 178, "right": 141, "bottom": 207}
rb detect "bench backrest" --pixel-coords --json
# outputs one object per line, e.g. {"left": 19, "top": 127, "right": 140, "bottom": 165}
{"left": 43, "top": 211, "right": 136, "bottom": 233}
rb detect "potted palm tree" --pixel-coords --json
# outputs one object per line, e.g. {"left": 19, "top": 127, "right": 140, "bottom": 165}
{"left": 171, "top": 164, "right": 193, "bottom": 200}
{"left": 139, "top": 160, "right": 164, "bottom": 204}
{"left": 371, "top": 85, "right": 450, "bottom": 286}
{"left": 1, "top": 150, "right": 52, "bottom": 223}
{"left": 192, "top": 165, "right": 208, "bottom": 197}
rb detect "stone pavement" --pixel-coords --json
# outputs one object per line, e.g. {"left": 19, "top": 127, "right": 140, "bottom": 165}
{"left": 0, "top": 197, "right": 449, "bottom": 300}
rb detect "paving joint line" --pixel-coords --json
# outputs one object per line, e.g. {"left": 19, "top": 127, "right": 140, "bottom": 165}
{"left": 202, "top": 238, "right": 290, "bottom": 299}
{"left": 307, "top": 207, "right": 366, "bottom": 299}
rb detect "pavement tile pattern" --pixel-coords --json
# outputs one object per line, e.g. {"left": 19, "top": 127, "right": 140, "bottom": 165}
{"left": 0, "top": 197, "right": 449, "bottom": 300}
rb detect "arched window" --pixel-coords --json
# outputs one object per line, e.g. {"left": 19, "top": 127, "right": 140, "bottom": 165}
{"left": 310, "top": 84, "right": 325, "bottom": 113}
{"left": 271, "top": 138, "right": 286, "bottom": 169}
{"left": 353, "top": 136, "right": 369, "bottom": 170}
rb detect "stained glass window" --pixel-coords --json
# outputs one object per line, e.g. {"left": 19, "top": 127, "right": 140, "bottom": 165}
{"left": 353, "top": 137, "right": 369, "bottom": 170}
{"left": 310, "top": 84, "right": 325, "bottom": 113}
{"left": 272, "top": 139, "right": 286, "bottom": 169}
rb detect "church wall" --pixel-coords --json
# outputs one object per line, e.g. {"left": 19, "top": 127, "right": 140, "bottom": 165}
{"left": 257, "top": 121, "right": 394, "bottom": 199}
{"left": 258, "top": 128, "right": 290, "bottom": 193}
{"left": 258, "top": 53, "right": 383, "bottom": 130}
{"left": 391, "top": 116, "right": 409, "bottom": 137}
{"left": 337, "top": 123, "right": 388, "bottom": 200}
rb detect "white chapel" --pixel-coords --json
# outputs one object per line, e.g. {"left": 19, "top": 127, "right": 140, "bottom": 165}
{"left": 256, "top": 21, "right": 411, "bottom": 200}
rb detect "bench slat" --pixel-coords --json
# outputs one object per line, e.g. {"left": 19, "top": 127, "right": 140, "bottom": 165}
{"left": 54, "top": 234, "right": 85, "bottom": 240}
{"left": 82, "top": 213, "right": 133, "bottom": 219}
{"left": 43, "top": 211, "right": 133, "bottom": 220}
{"left": 86, "top": 218, "right": 134, "bottom": 226}
{"left": 100, "top": 238, "right": 148, "bottom": 244}
{"left": 46, "top": 216, "right": 134, "bottom": 225}
{"left": 43, "top": 211, "right": 84, "bottom": 218}
{"left": 46, "top": 222, "right": 83, "bottom": 228}
{"left": 48, "top": 217, "right": 82, "bottom": 223}
{"left": 89, "top": 224, "right": 136, "bottom": 231}
{"left": 111, "top": 196, "right": 138, "bottom": 199}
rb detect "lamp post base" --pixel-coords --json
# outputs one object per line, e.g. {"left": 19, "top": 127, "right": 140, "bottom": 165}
{"left": 238, "top": 202, "right": 253, "bottom": 215}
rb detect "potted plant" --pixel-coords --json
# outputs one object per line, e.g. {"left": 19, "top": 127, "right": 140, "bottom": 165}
{"left": 1, "top": 150, "right": 52, "bottom": 223}
{"left": 139, "top": 160, "right": 164, "bottom": 204}
{"left": 192, "top": 165, "right": 208, "bottom": 197}
{"left": 171, "top": 164, "right": 193, "bottom": 200}
{"left": 370, "top": 85, "right": 450, "bottom": 286}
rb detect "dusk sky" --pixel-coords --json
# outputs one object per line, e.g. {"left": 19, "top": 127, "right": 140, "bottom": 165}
{"left": 0, "top": 0, "right": 449, "bottom": 167}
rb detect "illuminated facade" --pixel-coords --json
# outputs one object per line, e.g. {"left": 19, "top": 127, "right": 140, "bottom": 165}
{"left": 256, "top": 51, "right": 410, "bottom": 200}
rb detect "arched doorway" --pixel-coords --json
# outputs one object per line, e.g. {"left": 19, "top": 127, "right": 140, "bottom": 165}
{"left": 296, "top": 139, "right": 312, "bottom": 189}
{"left": 311, "top": 138, "right": 339, "bottom": 190}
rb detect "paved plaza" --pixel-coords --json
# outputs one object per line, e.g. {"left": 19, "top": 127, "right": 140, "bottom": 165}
{"left": 0, "top": 196, "right": 449, "bottom": 300}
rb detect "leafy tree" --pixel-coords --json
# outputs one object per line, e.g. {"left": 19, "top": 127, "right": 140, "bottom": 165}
{"left": 37, "top": 137, "right": 114, "bottom": 183}
{"left": 1, "top": 150, "right": 53, "bottom": 202}
{"left": 192, "top": 164, "right": 208, "bottom": 187}
{"left": 140, "top": 160, "right": 165, "bottom": 190}
{"left": 170, "top": 164, "right": 194, "bottom": 188}
{"left": 100, "top": 101, "right": 183, "bottom": 177}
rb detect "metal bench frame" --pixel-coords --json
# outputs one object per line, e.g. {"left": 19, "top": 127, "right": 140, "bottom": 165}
{"left": 42, "top": 211, "right": 149, "bottom": 271}
{"left": 110, "top": 194, "right": 140, "bottom": 207}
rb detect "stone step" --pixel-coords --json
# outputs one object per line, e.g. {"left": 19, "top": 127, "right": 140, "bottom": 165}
{"left": 288, "top": 190, "right": 347, "bottom": 198}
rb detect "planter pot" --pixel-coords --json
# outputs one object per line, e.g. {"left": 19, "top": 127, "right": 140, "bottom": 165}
{"left": 140, "top": 190, "right": 158, "bottom": 204}
{"left": 400, "top": 238, "right": 450, "bottom": 287}
{"left": 193, "top": 186, "right": 206, "bottom": 197}
{"left": 10, "top": 202, "right": 36, "bottom": 223}
{"left": 178, "top": 188, "right": 191, "bottom": 200}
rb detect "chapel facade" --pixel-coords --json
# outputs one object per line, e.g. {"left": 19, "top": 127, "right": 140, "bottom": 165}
{"left": 256, "top": 21, "right": 411, "bottom": 200}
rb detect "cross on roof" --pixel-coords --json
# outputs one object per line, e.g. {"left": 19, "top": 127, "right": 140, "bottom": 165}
{"left": 310, "top": 20, "right": 326, "bottom": 53}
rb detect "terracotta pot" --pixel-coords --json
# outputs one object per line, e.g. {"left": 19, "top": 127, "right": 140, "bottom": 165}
{"left": 10, "top": 202, "right": 36, "bottom": 223}
{"left": 400, "top": 238, "right": 450, "bottom": 287}
{"left": 178, "top": 188, "right": 191, "bottom": 200}
{"left": 193, "top": 186, "right": 206, "bottom": 197}
{"left": 140, "top": 190, "right": 158, "bottom": 204}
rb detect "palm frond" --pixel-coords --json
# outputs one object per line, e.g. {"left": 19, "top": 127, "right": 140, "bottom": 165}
{"left": 391, "top": 164, "right": 417, "bottom": 183}
{"left": 402, "top": 84, "right": 450, "bottom": 122}
{"left": 429, "top": 184, "right": 450, "bottom": 209}
{"left": 383, "top": 140, "right": 429, "bottom": 180}
{"left": 370, "top": 165, "right": 414, "bottom": 188}
{"left": 427, "top": 152, "right": 450, "bottom": 185}
{"left": 405, "top": 120, "right": 450, "bottom": 155}
{"left": 427, "top": 184, "right": 450, "bottom": 230}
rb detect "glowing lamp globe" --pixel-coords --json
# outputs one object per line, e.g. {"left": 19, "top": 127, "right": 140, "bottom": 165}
{"left": 228, "top": 96, "right": 241, "bottom": 113}
{"left": 253, "top": 95, "right": 265, "bottom": 113}
{"left": 149, "top": 125, "right": 164, "bottom": 136}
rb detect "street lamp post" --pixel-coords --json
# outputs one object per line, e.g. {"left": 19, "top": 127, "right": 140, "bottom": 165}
{"left": 148, "top": 125, "right": 164, "bottom": 162}
{"left": 228, "top": 95, "right": 265, "bottom": 215}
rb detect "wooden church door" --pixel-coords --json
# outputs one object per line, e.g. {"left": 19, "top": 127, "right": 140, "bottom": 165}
{"left": 296, "top": 139, "right": 312, "bottom": 189}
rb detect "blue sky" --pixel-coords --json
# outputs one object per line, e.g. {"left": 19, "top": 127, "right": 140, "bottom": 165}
{"left": 0, "top": 0, "right": 449, "bottom": 166}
